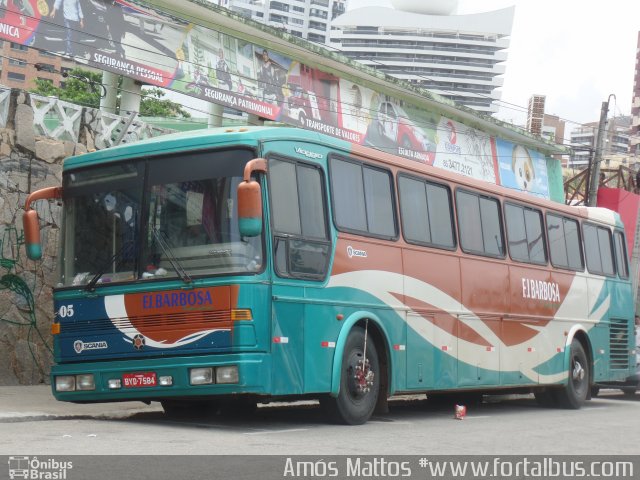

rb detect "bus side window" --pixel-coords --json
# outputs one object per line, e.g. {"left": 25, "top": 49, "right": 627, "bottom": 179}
{"left": 329, "top": 156, "right": 397, "bottom": 239}
{"left": 547, "top": 214, "right": 584, "bottom": 271}
{"left": 456, "top": 189, "right": 504, "bottom": 257}
{"left": 613, "top": 230, "right": 629, "bottom": 279}
{"left": 398, "top": 174, "right": 455, "bottom": 249}
{"left": 269, "top": 157, "right": 330, "bottom": 280}
{"left": 504, "top": 203, "right": 547, "bottom": 265}
{"left": 583, "top": 223, "right": 615, "bottom": 277}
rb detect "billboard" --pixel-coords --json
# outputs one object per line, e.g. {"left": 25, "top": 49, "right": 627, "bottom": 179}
{"left": 496, "top": 139, "right": 550, "bottom": 199}
{"left": 0, "top": 0, "right": 551, "bottom": 193}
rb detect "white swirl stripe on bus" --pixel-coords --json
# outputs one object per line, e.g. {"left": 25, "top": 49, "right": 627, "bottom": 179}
{"left": 328, "top": 270, "right": 608, "bottom": 383}
{"left": 104, "top": 294, "right": 223, "bottom": 349}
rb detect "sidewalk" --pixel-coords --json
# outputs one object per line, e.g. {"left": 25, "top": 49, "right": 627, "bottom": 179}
{"left": 0, "top": 385, "right": 161, "bottom": 420}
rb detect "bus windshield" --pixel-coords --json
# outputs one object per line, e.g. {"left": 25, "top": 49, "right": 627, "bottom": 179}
{"left": 59, "top": 148, "right": 263, "bottom": 287}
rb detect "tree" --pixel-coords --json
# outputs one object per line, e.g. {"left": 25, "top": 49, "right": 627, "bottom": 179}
{"left": 139, "top": 88, "right": 190, "bottom": 118}
{"left": 32, "top": 69, "right": 102, "bottom": 109}
{"left": 30, "top": 68, "right": 191, "bottom": 118}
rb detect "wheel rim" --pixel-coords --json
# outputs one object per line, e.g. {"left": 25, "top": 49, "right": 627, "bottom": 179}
{"left": 346, "top": 350, "right": 375, "bottom": 399}
{"left": 571, "top": 356, "right": 587, "bottom": 395}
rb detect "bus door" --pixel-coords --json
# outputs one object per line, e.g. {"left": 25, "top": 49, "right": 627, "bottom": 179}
{"left": 266, "top": 153, "right": 333, "bottom": 395}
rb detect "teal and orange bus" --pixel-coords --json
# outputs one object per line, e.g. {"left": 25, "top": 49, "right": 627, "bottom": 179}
{"left": 23, "top": 127, "right": 636, "bottom": 424}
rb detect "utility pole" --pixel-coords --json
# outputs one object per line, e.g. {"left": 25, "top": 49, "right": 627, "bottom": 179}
{"left": 587, "top": 95, "right": 615, "bottom": 206}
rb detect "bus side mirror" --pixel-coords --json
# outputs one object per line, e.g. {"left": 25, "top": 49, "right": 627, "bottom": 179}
{"left": 237, "top": 158, "right": 267, "bottom": 237}
{"left": 23, "top": 187, "right": 63, "bottom": 260}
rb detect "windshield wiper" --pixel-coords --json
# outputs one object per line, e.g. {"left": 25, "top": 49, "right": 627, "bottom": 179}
{"left": 85, "top": 247, "right": 129, "bottom": 292}
{"left": 151, "top": 227, "right": 192, "bottom": 284}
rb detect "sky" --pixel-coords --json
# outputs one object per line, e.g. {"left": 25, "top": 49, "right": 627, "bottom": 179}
{"left": 346, "top": 0, "right": 640, "bottom": 129}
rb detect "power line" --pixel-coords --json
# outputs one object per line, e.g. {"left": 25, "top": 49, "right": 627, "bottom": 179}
{"left": 0, "top": 3, "right": 623, "bottom": 155}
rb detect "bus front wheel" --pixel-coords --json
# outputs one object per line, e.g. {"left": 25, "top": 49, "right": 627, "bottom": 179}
{"left": 556, "top": 339, "right": 590, "bottom": 409}
{"left": 322, "top": 326, "right": 380, "bottom": 425}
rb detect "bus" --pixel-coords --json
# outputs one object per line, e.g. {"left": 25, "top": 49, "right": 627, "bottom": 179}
{"left": 22, "top": 126, "right": 636, "bottom": 424}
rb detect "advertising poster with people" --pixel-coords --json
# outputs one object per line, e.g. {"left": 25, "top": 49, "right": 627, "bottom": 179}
{"left": 0, "top": 0, "right": 552, "bottom": 195}
{"left": 1, "top": 0, "right": 185, "bottom": 87}
{"left": 496, "top": 139, "right": 550, "bottom": 199}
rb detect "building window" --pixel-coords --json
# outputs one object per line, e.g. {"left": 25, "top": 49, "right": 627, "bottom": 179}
{"left": 270, "top": 1, "right": 289, "bottom": 12}
{"left": 309, "top": 21, "right": 326, "bottom": 30}
{"left": 10, "top": 42, "right": 28, "bottom": 52}
{"left": 8, "top": 58, "right": 26, "bottom": 67}
{"left": 36, "top": 63, "right": 56, "bottom": 72}
{"left": 7, "top": 71, "right": 26, "bottom": 82}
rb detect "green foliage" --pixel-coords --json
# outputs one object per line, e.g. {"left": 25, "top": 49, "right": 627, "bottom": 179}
{"left": 30, "top": 69, "right": 191, "bottom": 118}
{"left": 140, "top": 88, "right": 191, "bottom": 119}
{"left": 32, "top": 68, "right": 103, "bottom": 109}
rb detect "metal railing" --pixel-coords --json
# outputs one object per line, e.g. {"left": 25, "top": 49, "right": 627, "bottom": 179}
{"left": 0, "top": 87, "right": 174, "bottom": 150}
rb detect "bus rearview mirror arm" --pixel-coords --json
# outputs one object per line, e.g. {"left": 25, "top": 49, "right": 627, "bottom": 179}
{"left": 23, "top": 186, "right": 63, "bottom": 260}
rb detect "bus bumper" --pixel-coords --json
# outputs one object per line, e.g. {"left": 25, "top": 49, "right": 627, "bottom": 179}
{"left": 50, "top": 353, "right": 270, "bottom": 403}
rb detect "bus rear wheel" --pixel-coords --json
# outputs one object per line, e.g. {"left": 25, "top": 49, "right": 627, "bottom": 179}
{"left": 322, "top": 326, "right": 380, "bottom": 425}
{"left": 556, "top": 339, "right": 589, "bottom": 409}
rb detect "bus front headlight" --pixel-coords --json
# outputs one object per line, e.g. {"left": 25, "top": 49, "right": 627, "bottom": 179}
{"left": 55, "top": 376, "right": 76, "bottom": 392}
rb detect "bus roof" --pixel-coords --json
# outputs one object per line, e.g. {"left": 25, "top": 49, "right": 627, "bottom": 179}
{"left": 63, "top": 126, "right": 622, "bottom": 229}
{"left": 63, "top": 126, "right": 351, "bottom": 170}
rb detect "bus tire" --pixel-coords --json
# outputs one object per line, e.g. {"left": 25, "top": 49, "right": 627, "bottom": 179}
{"left": 161, "top": 399, "right": 218, "bottom": 419}
{"left": 322, "top": 326, "right": 380, "bottom": 425}
{"left": 621, "top": 386, "right": 637, "bottom": 397}
{"left": 556, "top": 339, "right": 589, "bottom": 409}
{"left": 220, "top": 398, "right": 258, "bottom": 416}
{"left": 534, "top": 388, "right": 557, "bottom": 407}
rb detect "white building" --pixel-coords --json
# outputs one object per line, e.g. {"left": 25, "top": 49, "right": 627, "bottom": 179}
{"left": 329, "top": 0, "right": 514, "bottom": 114}
{"left": 221, "top": 0, "right": 346, "bottom": 44}
{"left": 569, "top": 117, "right": 631, "bottom": 169}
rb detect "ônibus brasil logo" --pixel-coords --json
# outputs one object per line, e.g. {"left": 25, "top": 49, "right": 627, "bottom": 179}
{"left": 8, "top": 456, "right": 73, "bottom": 479}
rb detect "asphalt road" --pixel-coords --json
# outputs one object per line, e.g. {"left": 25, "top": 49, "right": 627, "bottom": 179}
{"left": 1, "top": 386, "right": 639, "bottom": 456}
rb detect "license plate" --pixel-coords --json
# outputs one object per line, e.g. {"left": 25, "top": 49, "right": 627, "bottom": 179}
{"left": 123, "top": 372, "right": 157, "bottom": 388}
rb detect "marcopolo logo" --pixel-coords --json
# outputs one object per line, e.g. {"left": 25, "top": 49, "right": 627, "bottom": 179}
{"left": 73, "top": 340, "right": 108, "bottom": 354}
{"left": 294, "top": 147, "right": 324, "bottom": 160}
{"left": 8, "top": 456, "right": 73, "bottom": 479}
{"left": 347, "top": 246, "right": 367, "bottom": 259}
